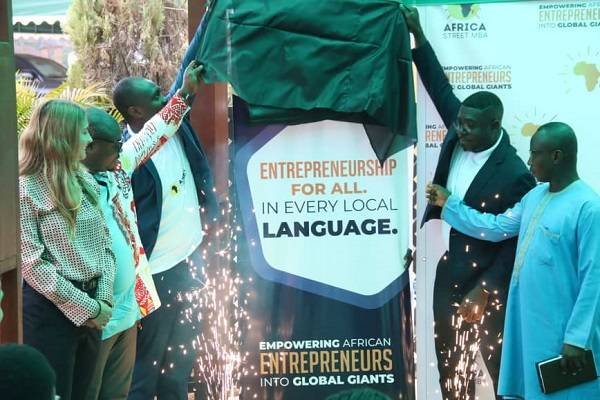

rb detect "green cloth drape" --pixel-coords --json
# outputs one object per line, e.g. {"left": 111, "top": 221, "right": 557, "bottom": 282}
{"left": 407, "top": 0, "right": 523, "bottom": 4}
{"left": 197, "top": 0, "right": 417, "bottom": 161}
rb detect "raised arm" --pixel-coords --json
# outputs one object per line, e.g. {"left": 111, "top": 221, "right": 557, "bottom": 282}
{"left": 474, "top": 173, "right": 536, "bottom": 288}
{"left": 401, "top": 5, "right": 461, "bottom": 128}
{"left": 167, "top": 15, "right": 208, "bottom": 99}
{"left": 119, "top": 62, "right": 204, "bottom": 175}
{"left": 426, "top": 183, "right": 523, "bottom": 242}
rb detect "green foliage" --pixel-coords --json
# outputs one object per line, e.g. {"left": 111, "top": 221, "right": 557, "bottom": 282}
{"left": 15, "top": 74, "right": 123, "bottom": 136}
{"left": 65, "top": 0, "right": 188, "bottom": 92}
{"left": 15, "top": 74, "right": 40, "bottom": 135}
{"left": 17, "top": 0, "right": 188, "bottom": 136}
{"left": 66, "top": 60, "right": 85, "bottom": 88}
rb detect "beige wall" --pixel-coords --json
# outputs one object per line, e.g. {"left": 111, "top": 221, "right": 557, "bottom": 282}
{"left": 14, "top": 32, "right": 72, "bottom": 66}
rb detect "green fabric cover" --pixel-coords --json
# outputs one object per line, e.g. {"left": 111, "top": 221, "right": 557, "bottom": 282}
{"left": 196, "top": 0, "right": 417, "bottom": 161}
{"left": 409, "top": 0, "right": 520, "bottom": 4}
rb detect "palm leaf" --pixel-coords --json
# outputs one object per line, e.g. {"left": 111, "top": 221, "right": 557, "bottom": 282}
{"left": 47, "top": 82, "right": 124, "bottom": 123}
{"left": 15, "top": 78, "right": 124, "bottom": 135}
{"left": 45, "top": 81, "right": 113, "bottom": 108}
{"left": 15, "top": 73, "right": 41, "bottom": 135}
{"left": 107, "top": 106, "right": 125, "bottom": 124}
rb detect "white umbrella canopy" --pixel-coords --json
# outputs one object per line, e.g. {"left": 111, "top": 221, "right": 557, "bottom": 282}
{"left": 12, "top": 0, "right": 69, "bottom": 27}
{"left": 12, "top": 0, "right": 70, "bottom": 17}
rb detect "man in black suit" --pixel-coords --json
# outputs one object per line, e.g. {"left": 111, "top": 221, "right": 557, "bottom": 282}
{"left": 113, "top": 22, "right": 217, "bottom": 400}
{"left": 401, "top": 6, "right": 536, "bottom": 399}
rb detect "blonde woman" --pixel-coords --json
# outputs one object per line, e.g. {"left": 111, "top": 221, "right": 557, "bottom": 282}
{"left": 19, "top": 100, "right": 115, "bottom": 400}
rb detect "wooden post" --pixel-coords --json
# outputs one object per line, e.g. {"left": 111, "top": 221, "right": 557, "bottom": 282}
{"left": 188, "top": 1, "right": 229, "bottom": 198}
{"left": 186, "top": 4, "right": 229, "bottom": 397}
{"left": 0, "top": 0, "right": 22, "bottom": 344}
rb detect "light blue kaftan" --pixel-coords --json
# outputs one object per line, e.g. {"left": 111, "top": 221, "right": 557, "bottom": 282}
{"left": 442, "top": 180, "right": 600, "bottom": 400}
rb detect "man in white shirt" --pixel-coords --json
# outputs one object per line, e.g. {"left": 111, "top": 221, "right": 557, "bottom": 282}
{"left": 113, "top": 27, "right": 218, "bottom": 400}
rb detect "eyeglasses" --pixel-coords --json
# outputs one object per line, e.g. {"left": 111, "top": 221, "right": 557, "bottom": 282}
{"left": 94, "top": 137, "right": 123, "bottom": 151}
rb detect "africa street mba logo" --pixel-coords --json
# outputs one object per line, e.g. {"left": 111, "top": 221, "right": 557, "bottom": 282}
{"left": 448, "top": 3, "right": 480, "bottom": 19}
{"left": 443, "top": 4, "right": 488, "bottom": 40}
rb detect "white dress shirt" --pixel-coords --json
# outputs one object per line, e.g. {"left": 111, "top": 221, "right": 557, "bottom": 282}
{"left": 441, "top": 131, "right": 503, "bottom": 250}
{"left": 127, "top": 128, "right": 204, "bottom": 275}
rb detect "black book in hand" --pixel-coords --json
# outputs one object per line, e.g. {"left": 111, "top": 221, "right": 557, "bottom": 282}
{"left": 536, "top": 349, "right": 598, "bottom": 394}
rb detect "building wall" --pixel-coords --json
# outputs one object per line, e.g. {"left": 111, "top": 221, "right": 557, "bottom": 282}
{"left": 14, "top": 32, "right": 72, "bottom": 67}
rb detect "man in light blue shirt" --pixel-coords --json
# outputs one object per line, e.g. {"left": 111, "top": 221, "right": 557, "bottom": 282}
{"left": 86, "top": 168, "right": 140, "bottom": 399}
{"left": 81, "top": 62, "right": 204, "bottom": 400}
{"left": 427, "top": 122, "right": 600, "bottom": 399}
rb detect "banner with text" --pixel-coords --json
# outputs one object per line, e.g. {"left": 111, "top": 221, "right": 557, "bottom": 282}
{"left": 415, "top": 1, "right": 600, "bottom": 399}
{"left": 232, "top": 98, "right": 415, "bottom": 400}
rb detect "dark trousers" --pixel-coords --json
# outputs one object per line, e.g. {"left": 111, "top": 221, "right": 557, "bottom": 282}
{"left": 433, "top": 256, "right": 503, "bottom": 400}
{"left": 128, "top": 260, "right": 201, "bottom": 400}
{"left": 86, "top": 325, "right": 137, "bottom": 400}
{"left": 23, "top": 283, "right": 101, "bottom": 400}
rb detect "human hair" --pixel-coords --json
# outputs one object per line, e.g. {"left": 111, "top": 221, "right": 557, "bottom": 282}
{"left": 537, "top": 121, "right": 578, "bottom": 162}
{"left": 0, "top": 344, "right": 56, "bottom": 400}
{"left": 462, "top": 91, "right": 504, "bottom": 121}
{"left": 19, "top": 100, "right": 97, "bottom": 231}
